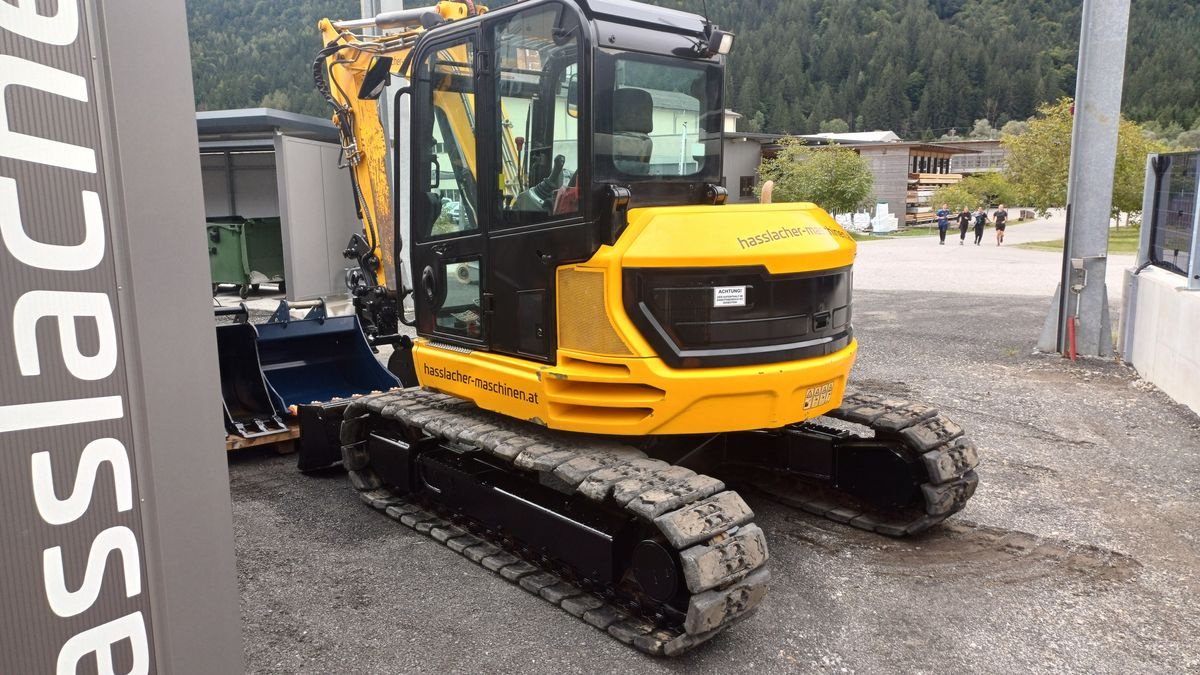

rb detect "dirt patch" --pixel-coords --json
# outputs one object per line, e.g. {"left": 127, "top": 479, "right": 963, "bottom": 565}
{"left": 765, "top": 508, "right": 1140, "bottom": 587}
{"left": 995, "top": 459, "right": 1061, "bottom": 479}
{"left": 871, "top": 520, "right": 1141, "bottom": 584}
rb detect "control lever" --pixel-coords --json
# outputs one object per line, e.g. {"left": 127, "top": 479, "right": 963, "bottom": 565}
{"left": 515, "top": 154, "right": 566, "bottom": 212}
{"left": 530, "top": 154, "right": 566, "bottom": 203}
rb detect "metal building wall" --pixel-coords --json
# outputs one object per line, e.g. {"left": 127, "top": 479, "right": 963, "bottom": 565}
{"left": 200, "top": 151, "right": 282, "bottom": 218}
{"left": 861, "top": 148, "right": 911, "bottom": 220}
{"left": 722, "top": 140, "right": 767, "bottom": 202}
{"left": 275, "top": 135, "right": 362, "bottom": 300}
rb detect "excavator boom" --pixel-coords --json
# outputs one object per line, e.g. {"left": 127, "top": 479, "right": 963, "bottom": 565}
{"left": 316, "top": 3, "right": 520, "bottom": 330}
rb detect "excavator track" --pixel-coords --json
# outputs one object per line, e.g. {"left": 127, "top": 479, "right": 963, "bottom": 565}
{"left": 741, "top": 391, "right": 980, "bottom": 537}
{"left": 338, "top": 388, "right": 770, "bottom": 657}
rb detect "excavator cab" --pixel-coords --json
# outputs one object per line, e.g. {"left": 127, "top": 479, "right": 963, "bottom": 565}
{"left": 402, "top": 0, "right": 729, "bottom": 366}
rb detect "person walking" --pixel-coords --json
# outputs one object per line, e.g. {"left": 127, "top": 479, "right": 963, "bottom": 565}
{"left": 957, "top": 206, "right": 971, "bottom": 245}
{"left": 993, "top": 204, "right": 1009, "bottom": 245}
{"left": 973, "top": 206, "right": 988, "bottom": 245}
{"left": 936, "top": 203, "right": 951, "bottom": 245}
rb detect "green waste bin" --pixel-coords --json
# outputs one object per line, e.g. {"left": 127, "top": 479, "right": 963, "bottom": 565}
{"left": 242, "top": 217, "right": 285, "bottom": 288}
{"left": 207, "top": 220, "right": 249, "bottom": 296}
{"left": 206, "top": 216, "right": 286, "bottom": 298}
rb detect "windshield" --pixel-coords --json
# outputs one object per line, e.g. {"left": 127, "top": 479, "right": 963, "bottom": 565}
{"left": 596, "top": 52, "right": 722, "bottom": 180}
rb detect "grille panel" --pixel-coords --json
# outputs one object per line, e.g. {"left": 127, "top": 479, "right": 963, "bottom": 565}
{"left": 623, "top": 266, "right": 853, "bottom": 368}
{"left": 557, "top": 268, "right": 632, "bottom": 356}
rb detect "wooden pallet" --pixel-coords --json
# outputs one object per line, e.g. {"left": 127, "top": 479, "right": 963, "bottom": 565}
{"left": 904, "top": 213, "right": 940, "bottom": 223}
{"left": 909, "top": 172, "right": 963, "bottom": 182}
{"left": 225, "top": 422, "right": 299, "bottom": 453}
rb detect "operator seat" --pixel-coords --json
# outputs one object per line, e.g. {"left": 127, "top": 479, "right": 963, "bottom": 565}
{"left": 610, "top": 87, "right": 654, "bottom": 174}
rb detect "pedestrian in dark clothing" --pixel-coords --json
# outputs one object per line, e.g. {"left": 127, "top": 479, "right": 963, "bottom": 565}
{"left": 936, "top": 203, "right": 951, "bottom": 245}
{"left": 993, "top": 204, "right": 1009, "bottom": 246}
{"left": 957, "top": 207, "right": 971, "bottom": 245}
{"left": 973, "top": 206, "right": 988, "bottom": 245}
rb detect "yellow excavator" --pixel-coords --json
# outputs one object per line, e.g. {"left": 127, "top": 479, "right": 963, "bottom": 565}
{"left": 312, "top": 0, "right": 978, "bottom": 655}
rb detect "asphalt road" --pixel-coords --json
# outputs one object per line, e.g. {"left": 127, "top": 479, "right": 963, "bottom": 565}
{"left": 852, "top": 210, "right": 1135, "bottom": 298}
{"left": 229, "top": 218, "right": 1198, "bottom": 673}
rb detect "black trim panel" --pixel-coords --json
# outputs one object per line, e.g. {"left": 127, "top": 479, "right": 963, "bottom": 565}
{"left": 623, "top": 265, "right": 853, "bottom": 368}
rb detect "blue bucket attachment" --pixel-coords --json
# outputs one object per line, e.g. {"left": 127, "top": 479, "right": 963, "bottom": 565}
{"left": 255, "top": 300, "right": 401, "bottom": 412}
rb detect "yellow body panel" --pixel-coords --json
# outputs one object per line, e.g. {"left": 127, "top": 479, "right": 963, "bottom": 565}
{"left": 414, "top": 202, "right": 859, "bottom": 435}
{"left": 414, "top": 339, "right": 856, "bottom": 435}
{"left": 617, "top": 202, "right": 857, "bottom": 275}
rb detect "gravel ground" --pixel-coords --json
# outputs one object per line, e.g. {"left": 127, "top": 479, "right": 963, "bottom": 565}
{"left": 230, "top": 282, "right": 1200, "bottom": 673}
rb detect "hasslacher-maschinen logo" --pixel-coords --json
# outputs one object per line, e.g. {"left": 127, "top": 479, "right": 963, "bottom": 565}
{"left": 736, "top": 224, "right": 853, "bottom": 250}
{"left": 423, "top": 364, "right": 540, "bottom": 404}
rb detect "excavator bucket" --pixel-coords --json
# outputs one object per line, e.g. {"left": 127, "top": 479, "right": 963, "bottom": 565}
{"left": 214, "top": 305, "right": 288, "bottom": 438}
{"left": 213, "top": 300, "right": 399, "bottom": 468}
{"left": 255, "top": 300, "right": 401, "bottom": 412}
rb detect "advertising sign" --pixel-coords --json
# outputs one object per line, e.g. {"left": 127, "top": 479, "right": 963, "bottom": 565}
{"left": 1, "top": 1, "right": 242, "bottom": 672}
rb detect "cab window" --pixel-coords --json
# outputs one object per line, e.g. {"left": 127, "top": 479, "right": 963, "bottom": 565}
{"left": 595, "top": 53, "right": 722, "bottom": 181}
{"left": 415, "top": 40, "right": 479, "bottom": 238}
{"left": 490, "top": 4, "right": 582, "bottom": 228}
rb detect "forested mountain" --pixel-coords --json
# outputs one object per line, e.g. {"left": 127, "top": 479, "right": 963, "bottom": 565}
{"left": 188, "top": 0, "right": 358, "bottom": 116}
{"left": 186, "top": 0, "right": 1200, "bottom": 136}
{"left": 709, "top": 0, "right": 1198, "bottom": 137}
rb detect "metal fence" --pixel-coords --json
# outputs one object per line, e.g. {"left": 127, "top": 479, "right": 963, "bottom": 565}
{"left": 1141, "top": 152, "right": 1200, "bottom": 289}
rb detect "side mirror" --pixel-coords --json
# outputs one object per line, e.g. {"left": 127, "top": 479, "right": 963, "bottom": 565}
{"left": 358, "top": 56, "right": 394, "bottom": 100}
{"left": 566, "top": 74, "right": 579, "bottom": 119}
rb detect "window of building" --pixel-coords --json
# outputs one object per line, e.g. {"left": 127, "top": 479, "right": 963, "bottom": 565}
{"left": 740, "top": 175, "right": 756, "bottom": 198}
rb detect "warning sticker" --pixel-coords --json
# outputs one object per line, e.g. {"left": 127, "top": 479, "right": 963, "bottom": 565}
{"left": 713, "top": 286, "right": 747, "bottom": 307}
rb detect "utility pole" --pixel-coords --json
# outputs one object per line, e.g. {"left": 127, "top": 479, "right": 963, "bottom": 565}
{"left": 1038, "top": 0, "right": 1131, "bottom": 357}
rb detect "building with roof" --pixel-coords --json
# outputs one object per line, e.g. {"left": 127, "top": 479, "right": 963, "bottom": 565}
{"left": 939, "top": 139, "right": 1009, "bottom": 174}
{"left": 197, "top": 108, "right": 360, "bottom": 300}
{"left": 719, "top": 117, "right": 977, "bottom": 223}
{"left": 849, "top": 141, "right": 974, "bottom": 224}
{"left": 806, "top": 130, "right": 902, "bottom": 144}
{"left": 722, "top": 130, "right": 787, "bottom": 201}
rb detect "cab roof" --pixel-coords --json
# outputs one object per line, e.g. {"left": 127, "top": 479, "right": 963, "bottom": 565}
{"left": 574, "top": 0, "right": 708, "bottom": 36}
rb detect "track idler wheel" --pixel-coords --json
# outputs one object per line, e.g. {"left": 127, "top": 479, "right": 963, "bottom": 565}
{"left": 630, "top": 539, "right": 681, "bottom": 604}
{"left": 833, "top": 442, "right": 926, "bottom": 512}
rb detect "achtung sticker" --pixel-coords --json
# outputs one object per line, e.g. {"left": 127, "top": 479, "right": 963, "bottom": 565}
{"left": 713, "top": 286, "right": 747, "bottom": 307}
{"left": 804, "top": 382, "right": 835, "bottom": 410}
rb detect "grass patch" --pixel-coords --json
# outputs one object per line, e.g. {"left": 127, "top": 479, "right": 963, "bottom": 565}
{"left": 1018, "top": 226, "right": 1141, "bottom": 254}
{"left": 852, "top": 226, "right": 937, "bottom": 241}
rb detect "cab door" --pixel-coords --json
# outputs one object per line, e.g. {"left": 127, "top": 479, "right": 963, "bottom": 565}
{"left": 410, "top": 32, "right": 488, "bottom": 347}
{"left": 482, "top": 1, "right": 595, "bottom": 363}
